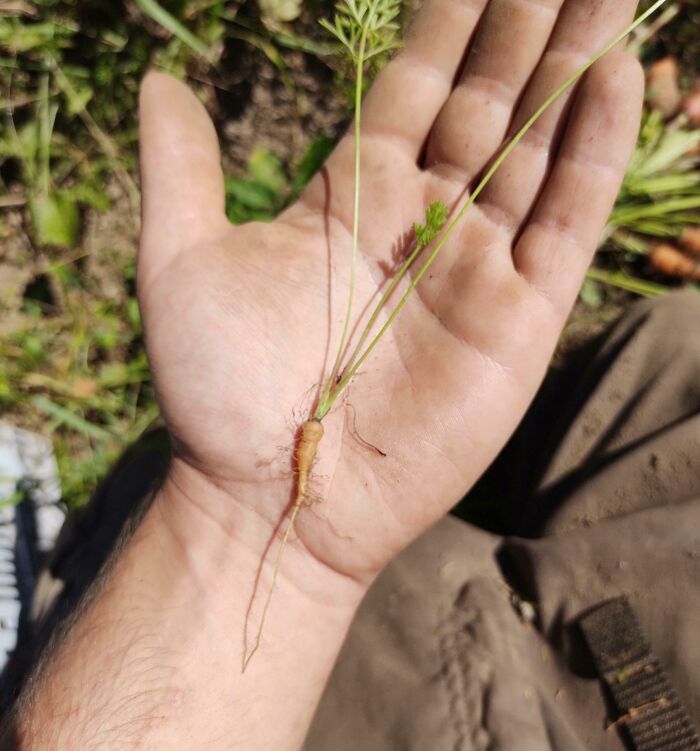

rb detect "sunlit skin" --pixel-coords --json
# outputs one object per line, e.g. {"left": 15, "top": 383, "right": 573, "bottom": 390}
{"left": 12, "top": 0, "right": 647, "bottom": 748}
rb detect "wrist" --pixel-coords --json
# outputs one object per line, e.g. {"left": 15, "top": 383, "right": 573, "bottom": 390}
{"left": 19, "top": 460, "right": 367, "bottom": 750}
{"left": 153, "top": 458, "right": 367, "bottom": 632}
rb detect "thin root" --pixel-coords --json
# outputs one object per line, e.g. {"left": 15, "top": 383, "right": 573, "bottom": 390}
{"left": 346, "top": 402, "right": 386, "bottom": 457}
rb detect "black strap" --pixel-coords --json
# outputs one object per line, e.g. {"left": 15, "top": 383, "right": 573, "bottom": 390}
{"left": 579, "top": 597, "right": 700, "bottom": 751}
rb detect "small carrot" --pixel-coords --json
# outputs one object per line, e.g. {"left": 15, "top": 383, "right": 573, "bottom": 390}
{"left": 294, "top": 419, "right": 324, "bottom": 506}
{"left": 649, "top": 243, "right": 700, "bottom": 280}
{"left": 647, "top": 56, "right": 681, "bottom": 119}
{"left": 242, "top": 419, "right": 324, "bottom": 671}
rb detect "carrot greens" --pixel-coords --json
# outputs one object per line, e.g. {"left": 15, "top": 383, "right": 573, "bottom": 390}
{"left": 315, "top": 0, "right": 672, "bottom": 419}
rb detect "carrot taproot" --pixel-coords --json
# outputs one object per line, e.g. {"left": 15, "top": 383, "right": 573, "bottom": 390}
{"left": 242, "top": 419, "right": 324, "bottom": 671}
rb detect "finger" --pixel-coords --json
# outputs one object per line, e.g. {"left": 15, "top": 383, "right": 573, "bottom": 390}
{"left": 425, "top": 0, "right": 565, "bottom": 183}
{"left": 358, "top": 0, "right": 490, "bottom": 162}
{"left": 138, "top": 71, "right": 228, "bottom": 282}
{"left": 513, "top": 52, "right": 644, "bottom": 311}
{"left": 474, "top": 0, "right": 638, "bottom": 236}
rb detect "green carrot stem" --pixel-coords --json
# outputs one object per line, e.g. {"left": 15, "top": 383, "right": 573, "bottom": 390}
{"left": 585, "top": 267, "right": 669, "bottom": 297}
{"left": 316, "top": 23, "right": 370, "bottom": 413}
{"left": 334, "top": 236, "right": 428, "bottom": 391}
{"left": 318, "top": 0, "right": 670, "bottom": 416}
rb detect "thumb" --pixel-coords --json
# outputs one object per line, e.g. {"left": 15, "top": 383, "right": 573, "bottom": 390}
{"left": 138, "top": 71, "right": 228, "bottom": 281}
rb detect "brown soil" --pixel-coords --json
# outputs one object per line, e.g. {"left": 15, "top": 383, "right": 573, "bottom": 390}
{"left": 215, "top": 46, "right": 348, "bottom": 171}
{"left": 0, "top": 38, "right": 349, "bottom": 339}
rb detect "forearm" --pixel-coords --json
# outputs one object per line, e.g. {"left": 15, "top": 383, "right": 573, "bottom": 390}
{"left": 8, "top": 472, "right": 365, "bottom": 750}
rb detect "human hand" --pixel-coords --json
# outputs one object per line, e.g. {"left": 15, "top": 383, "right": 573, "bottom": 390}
{"left": 139, "top": 0, "right": 644, "bottom": 590}
{"left": 4, "top": 5, "right": 652, "bottom": 749}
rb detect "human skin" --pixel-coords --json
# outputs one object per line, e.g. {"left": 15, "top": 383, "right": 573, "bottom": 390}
{"left": 6, "top": 0, "right": 645, "bottom": 748}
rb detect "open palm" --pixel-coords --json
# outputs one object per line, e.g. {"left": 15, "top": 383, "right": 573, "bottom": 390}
{"left": 138, "top": 0, "right": 643, "bottom": 585}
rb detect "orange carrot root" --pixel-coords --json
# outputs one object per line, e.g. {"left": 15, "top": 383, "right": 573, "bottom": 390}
{"left": 649, "top": 243, "right": 700, "bottom": 281}
{"left": 242, "top": 419, "right": 324, "bottom": 671}
{"left": 647, "top": 56, "right": 682, "bottom": 119}
{"left": 295, "top": 419, "right": 324, "bottom": 503}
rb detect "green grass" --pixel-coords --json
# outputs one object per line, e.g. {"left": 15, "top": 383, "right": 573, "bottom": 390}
{"left": 0, "top": 254, "right": 156, "bottom": 506}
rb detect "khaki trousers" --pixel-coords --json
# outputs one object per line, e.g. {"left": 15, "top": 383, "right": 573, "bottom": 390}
{"left": 306, "top": 290, "right": 700, "bottom": 751}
